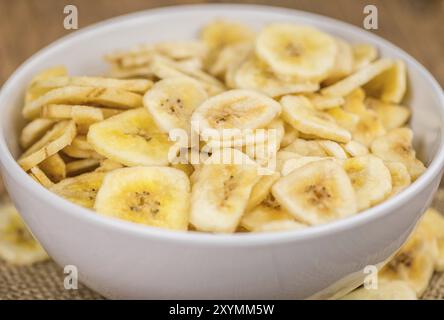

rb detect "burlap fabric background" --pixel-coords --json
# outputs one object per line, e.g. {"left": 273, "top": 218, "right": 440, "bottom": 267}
{"left": 1, "top": 192, "right": 444, "bottom": 300}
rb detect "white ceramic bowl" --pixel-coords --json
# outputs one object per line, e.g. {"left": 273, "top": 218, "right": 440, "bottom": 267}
{"left": 0, "top": 4, "right": 443, "bottom": 299}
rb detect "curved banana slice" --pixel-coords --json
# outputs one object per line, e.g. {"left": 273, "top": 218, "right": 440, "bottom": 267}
{"left": 234, "top": 56, "right": 319, "bottom": 97}
{"left": 209, "top": 42, "right": 252, "bottom": 78}
{"left": 150, "top": 55, "right": 225, "bottom": 96}
{"left": 276, "top": 151, "right": 301, "bottom": 172}
{"left": 30, "top": 167, "right": 54, "bottom": 188}
{"left": 364, "top": 60, "right": 406, "bottom": 104}
{"left": 95, "top": 159, "right": 124, "bottom": 173}
{"left": 379, "top": 229, "right": 436, "bottom": 297}
{"left": 342, "top": 140, "right": 369, "bottom": 157}
{"left": 420, "top": 208, "right": 444, "bottom": 272}
{"left": 324, "top": 38, "right": 354, "bottom": 84}
{"left": 143, "top": 77, "right": 208, "bottom": 133}
{"left": 192, "top": 89, "right": 281, "bottom": 141}
{"left": 0, "top": 202, "right": 48, "bottom": 265}
{"left": 39, "top": 153, "right": 66, "bottom": 183}
{"left": 352, "top": 44, "right": 378, "bottom": 71}
{"left": 318, "top": 140, "right": 348, "bottom": 160}
{"left": 371, "top": 128, "right": 426, "bottom": 181}
{"left": 66, "top": 158, "right": 101, "bottom": 176}
{"left": 281, "top": 122, "right": 299, "bottom": 148}
{"left": 246, "top": 172, "right": 281, "bottom": 212}
{"left": 325, "top": 107, "right": 359, "bottom": 132}
{"left": 23, "top": 86, "right": 143, "bottom": 120}
{"left": 20, "top": 118, "right": 56, "bottom": 149}
{"left": 307, "top": 94, "right": 344, "bottom": 110}
{"left": 282, "top": 138, "right": 327, "bottom": 157}
{"left": 341, "top": 281, "right": 416, "bottom": 300}
{"left": 154, "top": 41, "right": 208, "bottom": 60}
{"left": 343, "top": 155, "right": 392, "bottom": 210}
{"left": 385, "top": 161, "right": 411, "bottom": 197}
{"left": 190, "top": 149, "right": 259, "bottom": 233}
{"left": 18, "top": 121, "right": 77, "bottom": 172}
{"left": 272, "top": 159, "right": 357, "bottom": 225}
{"left": 321, "top": 59, "right": 393, "bottom": 97}
{"left": 365, "top": 98, "right": 410, "bottom": 130}
{"left": 94, "top": 167, "right": 190, "bottom": 231}
{"left": 241, "top": 194, "right": 305, "bottom": 232}
{"left": 25, "top": 65, "right": 68, "bottom": 103}
{"left": 63, "top": 144, "right": 104, "bottom": 160}
{"left": 87, "top": 108, "right": 174, "bottom": 167}
{"left": 201, "top": 20, "right": 255, "bottom": 51}
{"left": 256, "top": 24, "right": 337, "bottom": 80}
{"left": 281, "top": 156, "right": 326, "bottom": 176}
{"left": 50, "top": 172, "right": 105, "bottom": 208}
{"left": 32, "top": 76, "right": 152, "bottom": 94}
{"left": 280, "top": 95, "right": 351, "bottom": 143}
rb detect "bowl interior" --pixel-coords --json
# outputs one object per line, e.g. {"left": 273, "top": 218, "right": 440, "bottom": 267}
{"left": 1, "top": 4, "right": 443, "bottom": 214}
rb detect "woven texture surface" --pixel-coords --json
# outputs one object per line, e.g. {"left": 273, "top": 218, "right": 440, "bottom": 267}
{"left": 1, "top": 190, "right": 444, "bottom": 300}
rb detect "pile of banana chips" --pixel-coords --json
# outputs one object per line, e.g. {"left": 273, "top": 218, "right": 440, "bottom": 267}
{"left": 2, "top": 19, "right": 443, "bottom": 299}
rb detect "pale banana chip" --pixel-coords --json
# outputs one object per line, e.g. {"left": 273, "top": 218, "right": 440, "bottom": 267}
{"left": 365, "top": 98, "right": 410, "bottom": 130}
{"left": 18, "top": 121, "right": 77, "bottom": 171}
{"left": 324, "top": 38, "right": 354, "bottom": 83}
{"left": 39, "top": 153, "right": 66, "bottom": 183}
{"left": 30, "top": 166, "right": 54, "bottom": 188}
{"left": 371, "top": 128, "right": 426, "bottom": 180}
{"left": 256, "top": 24, "right": 337, "bottom": 80}
{"left": 342, "top": 140, "right": 369, "bottom": 157}
{"left": 87, "top": 108, "right": 174, "bottom": 167}
{"left": 341, "top": 281, "right": 416, "bottom": 300}
{"left": 23, "top": 86, "right": 143, "bottom": 119}
{"left": 0, "top": 202, "right": 48, "bottom": 265}
{"left": 25, "top": 66, "right": 68, "bottom": 103}
{"left": 352, "top": 44, "right": 378, "bottom": 71}
{"left": 281, "top": 95, "right": 351, "bottom": 143}
{"left": 246, "top": 172, "right": 281, "bottom": 212}
{"left": 343, "top": 155, "right": 392, "bottom": 210}
{"left": 385, "top": 161, "right": 411, "bottom": 197}
{"left": 66, "top": 159, "right": 101, "bottom": 176}
{"left": 321, "top": 59, "right": 393, "bottom": 97}
{"left": 95, "top": 167, "right": 191, "bottom": 231}
{"left": 50, "top": 172, "right": 105, "bottom": 209}
{"left": 272, "top": 159, "right": 357, "bottom": 225}
{"left": 19, "top": 118, "right": 56, "bottom": 149}
{"left": 32, "top": 76, "right": 153, "bottom": 94}
{"left": 364, "top": 60, "right": 407, "bottom": 104}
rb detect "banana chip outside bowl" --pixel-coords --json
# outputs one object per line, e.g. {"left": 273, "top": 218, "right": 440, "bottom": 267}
{"left": 0, "top": 4, "right": 444, "bottom": 299}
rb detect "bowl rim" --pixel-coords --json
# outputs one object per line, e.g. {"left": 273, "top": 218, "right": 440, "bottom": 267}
{"left": 0, "top": 3, "right": 443, "bottom": 247}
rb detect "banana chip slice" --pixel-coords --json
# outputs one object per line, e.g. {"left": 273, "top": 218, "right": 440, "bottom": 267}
{"left": 256, "top": 24, "right": 337, "bottom": 80}
{"left": 352, "top": 44, "right": 378, "bottom": 71}
{"left": 144, "top": 77, "right": 208, "bottom": 133}
{"left": 39, "top": 153, "right": 66, "bottom": 183}
{"left": 343, "top": 155, "right": 392, "bottom": 210}
{"left": 87, "top": 108, "right": 174, "bottom": 167}
{"left": 281, "top": 95, "right": 351, "bottom": 143}
{"left": 23, "top": 86, "right": 143, "bottom": 119}
{"left": 234, "top": 56, "right": 319, "bottom": 97}
{"left": 341, "top": 281, "right": 416, "bottom": 300}
{"left": 18, "top": 121, "right": 77, "bottom": 171}
{"left": 379, "top": 228, "right": 436, "bottom": 297}
{"left": 66, "top": 159, "right": 101, "bottom": 176}
{"left": 364, "top": 60, "right": 406, "bottom": 104}
{"left": 241, "top": 194, "right": 306, "bottom": 232}
{"left": 385, "top": 161, "right": 411, "bottom": 197}
{"left": 190, "top": 149, "right": 259, "bottom": 233}
{"left": 365, "top": 98, "right": 410, "bottom": 130}
{"left": 50, "top": 172, "right": 105, "bottom": 209}
{"left": 419, "top": 208, "right": 444, "bottom": 272}
{"left": 321, "top": 59, "right": 393, "bottom": 97}
{"left": 19, "top": 118, "right": 56, "bottom": 149}
{"left": 95, "top": 167, "right": 190, "bottom": 231}
{"left": 25, "top": 66, "right": 68, "bottom": 103}
{"left": 192, "top": 89, "right": 281, "bottom": 142}
{"left": 246, "top": 172, "right": 281, "bottom": 212}
{"left": 272, "top": 159, "right": 357, "bottom": 225}
{"left": 30, "top": 166, "right": 54, "bottom": 188}
{"left": 371, "top": 128, "right": 426, "bottom": 180}
{"left": 0, "top": 202, "right": 48, "bottom": 265}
